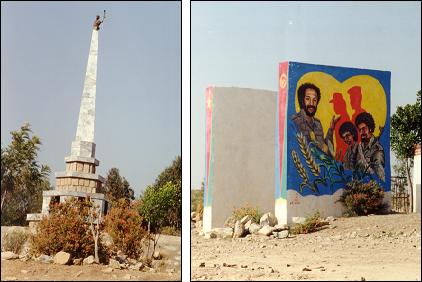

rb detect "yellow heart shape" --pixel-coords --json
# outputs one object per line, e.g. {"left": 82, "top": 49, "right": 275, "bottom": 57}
{"left": 295, "top": 72, "right": 387, "bottom": 143}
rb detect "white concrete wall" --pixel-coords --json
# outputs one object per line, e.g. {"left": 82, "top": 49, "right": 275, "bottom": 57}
{"left": 204, "top": 87, "right": 276, "bottom": 231}
{"left": 413, "top": 153, "right": 421, "bottom": 213}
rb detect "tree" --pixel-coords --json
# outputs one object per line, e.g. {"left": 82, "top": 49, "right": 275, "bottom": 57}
{"left": 103, "top": 168, "right": 135, "bottom": 203}
{"left": 138, "top": 181, "right": 181, "bottom": 231}
{"left": 88, "top": 202, "right": 102, "bottom": 263}
{"left": 1, "top": 123, "right": 51, "bottom": 226}
{"left": 152, "top": 155, "right": 181, "bottom": 190}
{"left": 391, "top": 90, "right": 421, "bottom": 212}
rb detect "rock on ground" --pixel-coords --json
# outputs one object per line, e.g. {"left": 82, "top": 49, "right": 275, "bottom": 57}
{"left": 1, "top": 251, "right": 19, "bottom": 260}
{"left": 260, "top": 212, "right": 277, "bottom": 227}
{"left": 53, "top": 251, "right": 72, "bottom": 265}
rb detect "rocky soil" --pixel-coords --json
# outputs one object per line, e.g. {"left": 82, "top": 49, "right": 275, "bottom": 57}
{"left": 191, "top": 213, "right": 421, "bottom": 281}
{"left": 1, "top": 234, "right": 181, "bottom": 281}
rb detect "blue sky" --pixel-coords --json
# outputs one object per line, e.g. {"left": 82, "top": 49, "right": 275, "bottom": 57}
{"left": 191, "top": 1, "right": 421, "bottom": 189}
{"left": 1, "top": 1, "right": 181, "bottom": 197}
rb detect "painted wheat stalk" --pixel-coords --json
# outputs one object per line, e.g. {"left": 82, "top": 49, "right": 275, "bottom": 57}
{"left": 297, "top": 133, "right": 320, "bottom": 176}
{"left": 292, "top": 150, "right": 308, "bottom": 183}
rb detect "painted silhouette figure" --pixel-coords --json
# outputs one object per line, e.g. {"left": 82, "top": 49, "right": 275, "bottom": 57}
{"left": 348, "top": 86, "right": 366, "bottom": 143}
{"left": 329, "top": 92, "right": 351, "bottom": 162}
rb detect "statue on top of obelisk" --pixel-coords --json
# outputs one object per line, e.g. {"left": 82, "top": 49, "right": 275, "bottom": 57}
{"left": 93, "top": 15, "right": 103, "bottom": 30}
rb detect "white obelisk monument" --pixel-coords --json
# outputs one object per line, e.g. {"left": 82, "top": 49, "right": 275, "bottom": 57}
{"left": 27, "top": 15, "right": 108, "bottom": 228}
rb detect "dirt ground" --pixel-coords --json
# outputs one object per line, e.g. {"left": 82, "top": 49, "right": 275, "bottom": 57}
{"left": 1, "top": 235, "right": 181, "bottom": 281}
{"left": 191, "top": 213, "right": 421, "bottom": 281}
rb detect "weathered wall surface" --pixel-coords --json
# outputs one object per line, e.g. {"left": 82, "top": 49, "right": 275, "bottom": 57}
{"left": 203, "top": 87, "right": 277, "bottom": 231}
{"left": 276, "top": 62, "right": 391, "bottom": 224}
{"left": 414, "top": 145, "right": 421, "bottom": 213}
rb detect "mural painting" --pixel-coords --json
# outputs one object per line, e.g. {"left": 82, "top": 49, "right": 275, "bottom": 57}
{"left": 275, "top": 62, "right": 391, "bottom": 223}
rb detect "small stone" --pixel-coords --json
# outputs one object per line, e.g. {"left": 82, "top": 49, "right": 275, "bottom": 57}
{"left": 277, "top": 230, "right": 289, "bottom": 239}
{"left": 73, "top": 258, "right": 83, "bottom": 265}
{"left": 241, "top": 265, "right": 248, "bottom": 268}
{"left": 109, "top": 258, "right": 121, "bottom": 269}
{"left": 212, "top": 227, "right": 234, "bottom": 239}
{"left": 36, "top": 254, "right": 53, "bottom": 263}
{"left": 129, "top": 263, "right": 144, "bottom": 271}
{"left": 260, "top": 212, "right": 277, "bottom": 227}
{"left": 240, "top": 215, "right": 253, "bottom": 225}
{"left": 302, "top": 267, "right": 312, "bottom": 271}
{"left": 267, "top": 267, "right": 274, "bottom": 273}
{"left": 204, "top": 232, "right": 217, "bottom": 239}
{"left": 258, "top": 225, "right": 275, "bottom": 236}
{"left": 83, "top": 255, "right": 95, "bottom": 265}
{"left": 273, "top": 224, "right": 289, "bottom": 231}
{"left": 233, "top": 220, "right": 245, "bottom": 238}
{"left": 199, "top": 262, "right": 205, "bottom": 267}
{"left": 54, "top": 251, "right": 72, "bottom": 265}
{"left": 286, "top": 264, "right": 291, "bottom": 267}
{"left": 248, "top": 223, "right": 261, "bottom": 234}
{"left": 191, "top": 212, "right": 197, "bottom": 221}
{"left": 1, "top": 252, "right": 19, "bottom": 260}
{"left": 20, "top": 270, "right": 29, "bottom": 274}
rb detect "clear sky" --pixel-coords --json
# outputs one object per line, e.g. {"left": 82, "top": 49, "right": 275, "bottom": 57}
{"left": 1, "top": 1, "right": 181, "bottom": 197}
{"left": 191, "top": 1, "right": 421, "bottom": 189}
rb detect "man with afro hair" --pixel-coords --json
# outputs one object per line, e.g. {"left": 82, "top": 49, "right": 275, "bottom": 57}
{"left": 355, "top": 112, "right": 385, "bottom": 181}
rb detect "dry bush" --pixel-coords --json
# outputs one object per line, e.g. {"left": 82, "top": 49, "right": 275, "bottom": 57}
{"left": 291, "top": 211, "right": 328, "bottom": 234}
{"left": 30, "top": 198, "right": 97, "bottom": 259}
{"left": 160, "top": 226, "right": 181, "bottom": 236}
{"left": 337, "top": 180, "right": 387, "bottom": 216}
{"left": 195, "top": 201, "right": 203, "bottom": 220}
{"left": 2, "top": 230, "right": 29, "bottom": 254}
{"left": 232, "top": 203, "right": 261, "bottom": 223}
{"left": 104, "top": 199, "right": 148, "bottom": 259}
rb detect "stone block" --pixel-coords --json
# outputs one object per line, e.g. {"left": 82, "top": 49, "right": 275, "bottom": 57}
{"left": 77, "top": 163, "right": 83, "bottom": 172}
{"left": 71, "top": 141, "right": 96, "bottom": 158}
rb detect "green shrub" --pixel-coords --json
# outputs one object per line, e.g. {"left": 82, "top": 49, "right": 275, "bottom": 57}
{"left": 337, "top": 180, "right": 386, "bottom": 216}
{"left": 232, "top": 203, "right": 261, "bottom": 223}
{"left": 291, "top": 211, "right": 328, "bottom": 234}
{"left": 1, "top": 230, "right": 29, "bottom": 254}
{"left": 104, "top": 199, "right": 148, "bottom": 259}
{"left": 30, "top": 198, "right": 96, "bottom": 259}
{"left": 138, "top": 181, "right": 181, "bottom": 230}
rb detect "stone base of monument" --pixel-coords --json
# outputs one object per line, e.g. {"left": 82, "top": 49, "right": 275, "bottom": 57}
{"left": 26, "top": 190, "right": 109, "bottom": 232}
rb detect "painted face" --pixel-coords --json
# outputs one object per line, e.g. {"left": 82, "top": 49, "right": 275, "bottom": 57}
{"left": 341, "top": 131, "right": 354, "bottom": 146}
{"left": 304, "top": 88, "right": 318, "bottom": 117}
{"left": 358, "top": 123, "right": 372, "bottom": 142}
